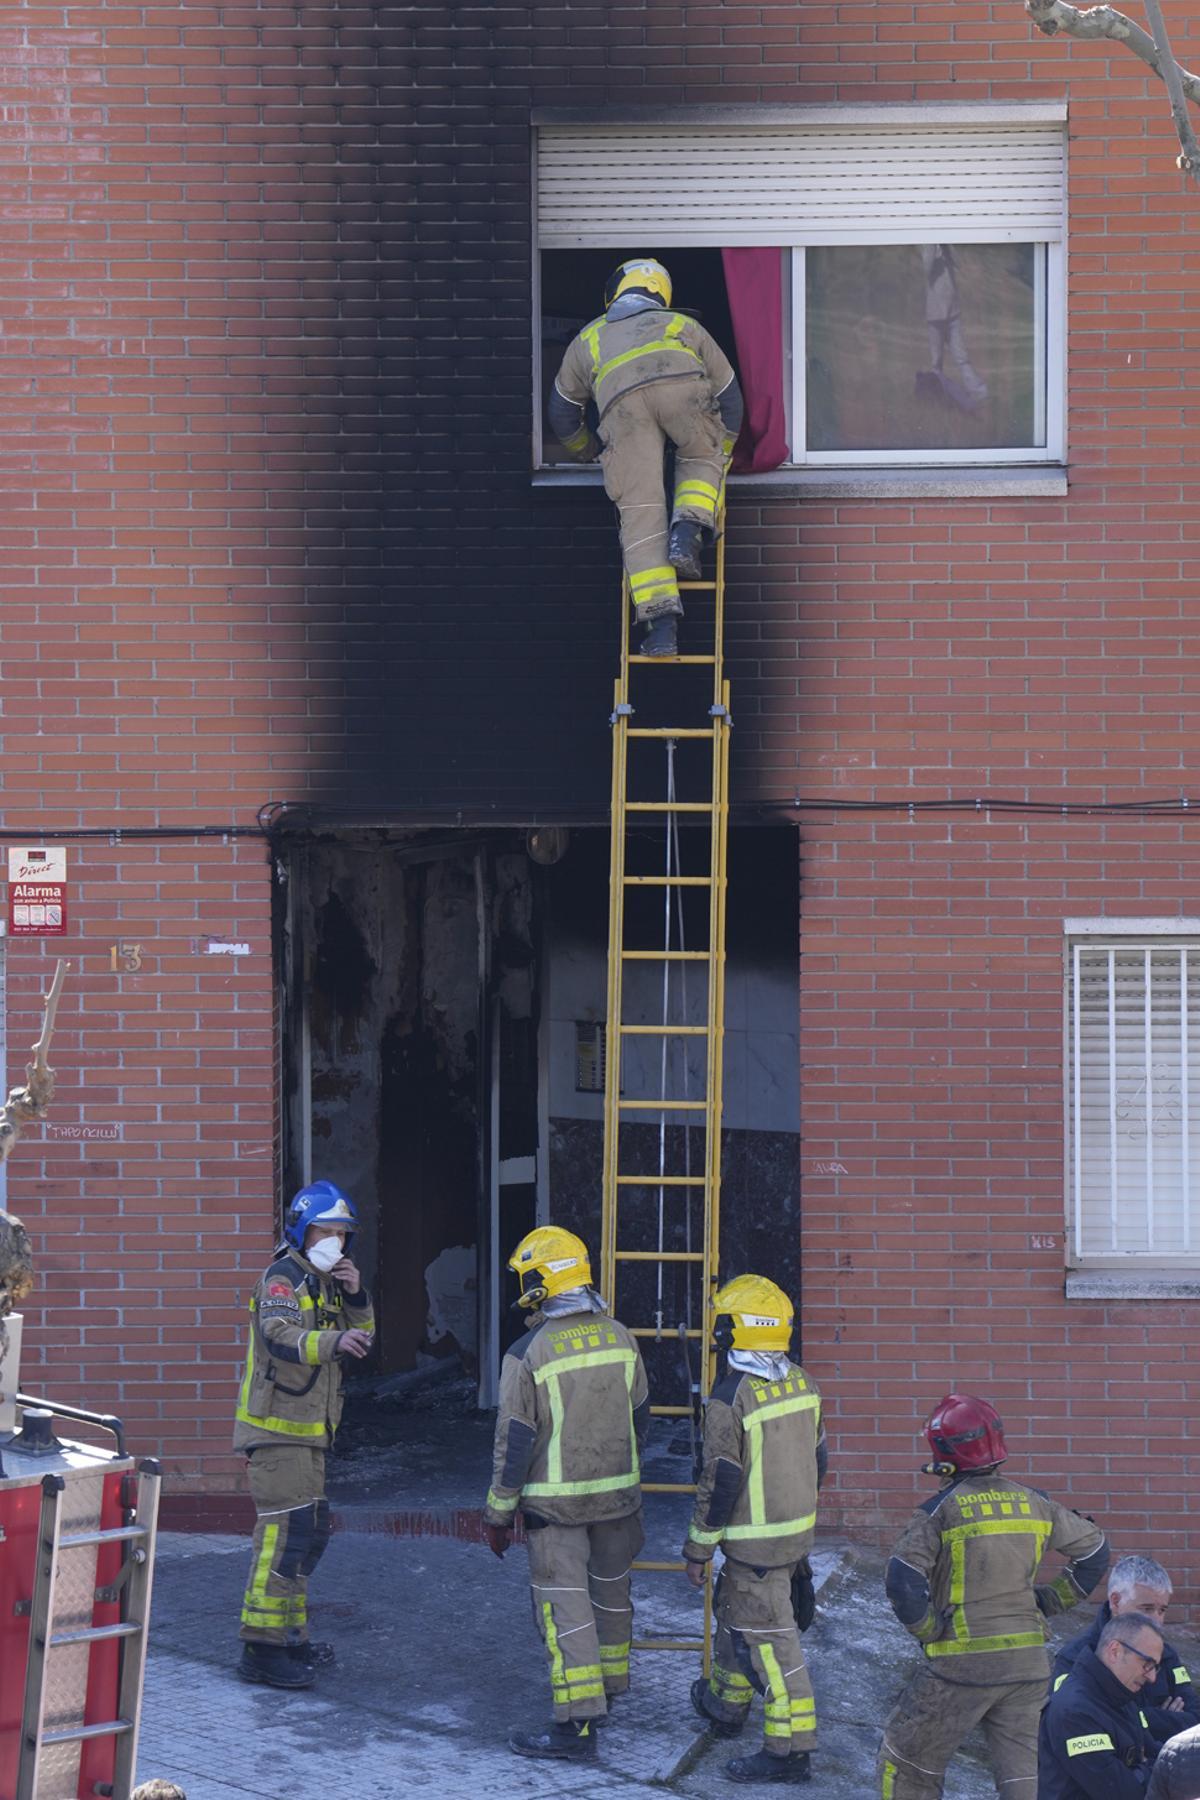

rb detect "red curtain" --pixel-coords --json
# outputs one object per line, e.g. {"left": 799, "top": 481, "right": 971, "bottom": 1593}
{"left": 721, "top": 247, "right": 790, "bottom": 473}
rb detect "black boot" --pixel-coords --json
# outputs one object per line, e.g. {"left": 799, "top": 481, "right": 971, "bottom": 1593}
{"left": 691, "top": 1676, "right": 745, "bottom": 1739}
{"left": 640, "top": 615, "right": 679, "bottom": 658}
{"left": 668, "top": 519, "right": 703, "bottom": 580}
{"left": 288, "top": 1640, "right": 335, "bottom": 1669}
{"left": 725, "top": 1748, "right": 811, "bottom": 1785}
{"left": 508, "top": 1718, "right": 599, "bottom": 1761}
{"left": 237, "top": 1642, "right": 315, "bottom": 1690}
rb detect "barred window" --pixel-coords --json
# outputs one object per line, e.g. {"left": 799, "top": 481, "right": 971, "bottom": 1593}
{"left": 1067, "top": 937, "right": 1200, "bottom": 1262}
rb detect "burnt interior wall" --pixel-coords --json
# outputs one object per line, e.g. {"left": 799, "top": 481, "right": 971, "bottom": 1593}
{"left": 542, "top": 826, "right": 802, "bottom": 1379}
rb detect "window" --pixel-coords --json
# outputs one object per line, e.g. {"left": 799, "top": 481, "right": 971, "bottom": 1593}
{"left": 1066, "top": 934, "right": 1200, "bottom": 1266}
{"left": 533, "top": 109, "right": 1066, "bottom": 471}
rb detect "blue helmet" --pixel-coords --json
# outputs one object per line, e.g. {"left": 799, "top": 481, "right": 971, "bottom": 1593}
{"left": 283, "top": 1180, "right": 358, "bottom": 1256}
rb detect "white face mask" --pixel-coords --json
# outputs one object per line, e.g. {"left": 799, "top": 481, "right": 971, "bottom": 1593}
{"left": 306, "top": 1235, "right": 344, "bottom": 1273}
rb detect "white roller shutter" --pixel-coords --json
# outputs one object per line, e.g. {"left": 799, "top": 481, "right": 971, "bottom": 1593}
{"left": 1069, "top": 942, "right": 1200, "bottom": 1259}
{"left": 536, "top": 121, "right": 1066, "bottom": 247}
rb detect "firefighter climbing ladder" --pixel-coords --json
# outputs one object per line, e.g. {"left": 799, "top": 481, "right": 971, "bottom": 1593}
{"left": 18, "top": 1460, "right": 161, "bottom": 1800}
{"left": 599, "top": 518, "right": 731, "bottom": 1670}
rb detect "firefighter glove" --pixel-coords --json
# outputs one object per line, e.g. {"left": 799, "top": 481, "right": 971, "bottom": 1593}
{"left": 485, "top": 1522, "right": 513, "bottom": 1560}
{"left": 791, "top": 1555, "right": 816, "bottom": 1633}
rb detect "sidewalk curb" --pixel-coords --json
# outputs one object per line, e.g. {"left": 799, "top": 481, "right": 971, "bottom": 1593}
{"left": 655, "top": 1725, "right": 712, "bottom": 1788}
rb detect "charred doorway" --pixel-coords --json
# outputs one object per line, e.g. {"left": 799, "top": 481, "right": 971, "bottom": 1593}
{"left": 278, "top": 834, "right": 544, "bottom": 1407}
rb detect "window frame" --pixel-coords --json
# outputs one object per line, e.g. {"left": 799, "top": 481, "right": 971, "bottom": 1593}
{"left": 1063, "top": 920, "right": 1200, "bottom": 1272}
{"left": 531, "top": 106, "right": 1068, "bottom": 476}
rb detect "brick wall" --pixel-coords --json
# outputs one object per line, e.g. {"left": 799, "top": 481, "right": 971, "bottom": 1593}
{"left": 5, "top": 0, "right": 1200, "bottom": 1562}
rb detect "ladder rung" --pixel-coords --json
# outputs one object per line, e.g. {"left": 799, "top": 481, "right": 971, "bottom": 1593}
{"left": 40, "top": 1720, "right": 133, "bottom": 1747}
{"left": 633, "top": 1638, "right": 705, "bottom": 1651}
{"left": 623, "top": 876, "right": 712, "bottom": 887}
{"left": 616, "top": 1175, "right": 706, "bottom": 1187}
{"left": 615, "top": 1250, "right": 706, "bottom": 1263}
{"left": 631, "top": 1327, "right": 705, "bottom": 1338}
{"left": 58, "top": 1525, "right": 148, "bottom": 1551}
{"left": 627, "top": 728, "right": 714, "bottom": 739}
{"left": 618, "top": 1098, "right": 706, "bottom": 1110}
{"left": 621, "top": 951, "right": 711, "bottom": 962}
{"left": 619, "top": 1024, "right": 708, "bottom": 1036}
{"left": 627, "top": 654, "right": 716, "bottom": 665}
{"left": 49, "top": 1622, "right": 142, "bottom": 1649}
{"left": 626, "top": 802, "right": 713, "bottom": 813}
{"left": 634, "top": 1559, "right": 691, "bottom": 1572}
{"left": 677, "top": 579, "right": 717, "bottom": 589}
{"left": 649, "top": 1405, "right": 695, "bottom": 1417}
{"left": 644, "top": 1482, "right": 698, "bottom": 1494}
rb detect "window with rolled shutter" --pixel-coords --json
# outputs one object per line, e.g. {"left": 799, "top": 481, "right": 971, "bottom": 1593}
{"left": 534, "top": 106, "right": 1067, "bottom": 470}
{"left": 1067, "top": 940, "right": 1200, "bottom": 1262}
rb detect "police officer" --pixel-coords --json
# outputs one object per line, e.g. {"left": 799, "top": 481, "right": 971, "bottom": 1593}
{"left": 549, "top": 257, "right": 744, "bottom": 658}
{"left": 1053, "top": 1556, "right": 1200, "bottom": 1747}
{"left": 233, "top": 1181, "right": 374, "bottom": 1689}
{"left": 684, "top": 1274, "right": 826, "bottom": 1787}
{"left": 1039, "top": 1611, "right": 1161, "bottom": 1797}
{"left": 483, "top": 1227, "right": 649, "bottom": 1762}
{"left": 879, "top": 1393, "right": 1110, "bottom": 1798}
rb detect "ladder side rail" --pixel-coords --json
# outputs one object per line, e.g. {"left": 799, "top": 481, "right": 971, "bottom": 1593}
{"left": 703, "top": 678, "right": 733, "bottom": 1398}
{"left": 600, "top": 578, "right": 634, "bottom": 1307}
{"left": 17, "top": 1476, "right": 67, "bottom": 1800}
{"left": 111, "top": 1461, "right": 163, "bottom": 1798}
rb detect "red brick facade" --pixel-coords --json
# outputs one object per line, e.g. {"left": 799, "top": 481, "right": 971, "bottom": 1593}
{"left": 5, "top": 0, "right": 1200, "bottom": 1585}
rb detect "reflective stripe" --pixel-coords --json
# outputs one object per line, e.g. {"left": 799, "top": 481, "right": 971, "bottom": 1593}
{"left": 533, "top": 1348, "right": 639, "bottom": 1384}
{"left": 543, "top": 1601, "right": 567, "bottom": 1705}
{"left": 1053, "top": 1672, "right": 1069, "bottom": 1691}
{"left": 594, "top": 337, "right": 702, "bottom": 390}
{"left": 583, "top": 322, "right": 602, "bottom": 374}
{"left": 235, "top": 1335, "right": 328, "bottom": 1439}
{"left": 302, "top": 1332, "right": 322, "bottom": 1367}
{"left": 1066, "top": 1734, "right": 1113, "bottom": 1756}
{"left": 743, "top": 1394, "right": 821, "bottom": 1432}
{"left": 882, "top": 1763, "right": 897, "bottom": 1800}
{"left": 241, "top": 1521, "right": 280, "bottom": 1629}
{"left": 926, "top": 1631, "right": 1046, "bottom": 1657}
{"left": 1176, "top": 1665, "right": 1191, "bottom": 1685}
{"left": 724, "top": 1514, "right": 817, "bottom": 1541}
{"left": 760, "top": 1643, "right": 793, "bottom": 1740}
{"left": 524, "top": 1471, "right": 641, "bottom": 1498}
{"left": 689, "top": 1527, "right": 724, "bottom": 1546}
{"left": 942, "top": 1517, "right": 1052, "bottom": 1651}
{"left": 486, "top": 1488, "right": 518, "bottom": 1515}
{"left": 545, "top": 1368, "right": 566, "bottom": 1488}
{"left": 563, "top": 426, "right": 591, "bottom": 454}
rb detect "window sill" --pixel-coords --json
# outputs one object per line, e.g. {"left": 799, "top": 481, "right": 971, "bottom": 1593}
{"left": 1065, "top": 1271, "right": 1200, "bottom": 1302}
{"left": 533, "top": 466, "right": 1068, "bottom": 500}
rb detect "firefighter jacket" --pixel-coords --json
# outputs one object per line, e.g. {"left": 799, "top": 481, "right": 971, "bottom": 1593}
{"left": 483, "top": 1308, "right": 650, "bottom": 1529}
{"left": 1038, "top": 1646, "right": 1158, "bottom": 1798}
{"left": 885, "top": 1472, "right": 1109, "bottom": 1687}
{"left": 683, "top": 1362, "right": 825, "bottom": 1571}
{"left": 1146, "top": 1722, "right": 1200, "bottom": 1800}
{"left": 233, "top": 1247, "right": 374, "bottom": 1453}
{"left": 1054, "top": 1605, "right": 1200, "bottom": 1746}
{"left": 554, "top": 304, "right": 737, "bottom": 440}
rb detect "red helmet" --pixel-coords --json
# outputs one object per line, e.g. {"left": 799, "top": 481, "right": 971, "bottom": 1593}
{"left": 924, "top": 1394, "right": 1007, "bottom": 1473}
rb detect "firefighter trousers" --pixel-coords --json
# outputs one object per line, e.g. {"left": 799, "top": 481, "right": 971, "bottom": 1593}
{"left": 598, "top": 376, "right": 728, "bottom": 621}
{"left": 878, "top": 1663, "right": 1043, "bottom": 1797}
{"left": 701, "top": 1559, "right": 816, "bottom": 1758}
{"left": 526, "top": 1511, "right": 645, "bottom": 1721}
{"left": 239, "top": 1443, "right": 331, "bottom": 1646}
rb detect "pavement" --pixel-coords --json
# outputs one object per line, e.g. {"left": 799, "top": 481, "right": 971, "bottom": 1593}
{"left": 134, "top": 1529, "right": 1000, "bottom": 1799}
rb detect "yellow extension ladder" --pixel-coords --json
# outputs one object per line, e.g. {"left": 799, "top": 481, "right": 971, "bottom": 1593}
{"left": 599, "top": 517, "right": 731, "bottom": 1669}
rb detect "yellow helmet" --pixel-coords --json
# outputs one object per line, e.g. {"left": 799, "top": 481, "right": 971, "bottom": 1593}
{"left": 508, "top": 1226, "right": 593, "bottom": 1310}
{"left": 712, "top": 1273, "right": 794, "bottom": 1353}
{"left": 605, "top": 257, "right": 672, "bottom": 311}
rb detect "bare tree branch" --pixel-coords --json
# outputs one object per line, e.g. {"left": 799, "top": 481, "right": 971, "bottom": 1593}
{"left": 1026, "top": 0, "right": 1200, "bottom": 176}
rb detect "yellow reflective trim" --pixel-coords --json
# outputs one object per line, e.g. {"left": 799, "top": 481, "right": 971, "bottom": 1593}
{"left": 760, "top": 1644, "right": 792, "bottom": 1738}
{"left": 676, "top": 481, "right": 719, "bottom": 502}
{"left": 629, "top": 565, "right": 677, "bottom": 590}
{"left": 1176, "top": 1665, "right": 1191, "bottom": 1685}
{"left": 599, "top": 1643, "right": 630, "bottom": 1661}
{"left": 533, "top": 1347, "right": 638, "bottom": 1383}
{"left": 546, "top": 1366, "right": 565, "bottom": 1487}
{"left": 882, "top": 1763, "right": 897, "bottom": 1800}
{"left": 743, "top": 1394, "right": 821, "bottom": 1430}
{"left": 595, "top": 337, "right": 702, "bottom": 388}
{"left": 583, "top": 322, "right": 603, "bottom": 375}
{"left": 242, "top": 1521, "right": 279, "bottom": 1628}
{"left": 724, "top": 1513, "right": 816, "bottom": 1540}
{"left": 543, "top": 1601, "right": 566, "bottom": 1701}
{"left": 1066, "top": 1734, "right": 1114, "bottom": 1756}
{"left": 1053, "top": 1672, "right": 1069, "bottom": 1691}
{"left": 926, "top": 1631, "right": 1046, "bottom": 1657}
{"left": 524, "top": 1471, "right": 641, "bottom": 1498}
{"left": 689, "top": 1526, "right": 724, "bottom": 1545}
{"left": 944, "top": 1517, "right": 1052, "bottom": 1648}
{"left": 486, "top": 1487, "right": 518, "bottom": 1515}
{"left": 302, "top": 1332, "right": 322, "bottom": 1366}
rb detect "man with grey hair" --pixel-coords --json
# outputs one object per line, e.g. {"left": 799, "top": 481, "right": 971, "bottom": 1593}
{"left": 1039, "top": 1610, "right": 1162, "bottom": 1796}
{"left": 1053, "top": 1555, "right": 1200, "bottom": 1747}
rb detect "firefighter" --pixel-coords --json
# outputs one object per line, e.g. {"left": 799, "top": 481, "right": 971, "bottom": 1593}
{"left": 1053, "top": 1555, "right": 1200, "bottom": 1747}
{"left": 683, "top": 1274, "right": 826, "bottom": 1787}
{"left": 1038, "top": 1610, "right": 1162, "bottom": 1797}
{"left": 233, "top": 1180, "right": 374, "bottom": 1690}
{"left": 878, "top": 1393, "right": 1111, "bottom": 1799}
{"left": 482, "top": 1226, "right": 649, "bottom": 1762}
{"left": 549, "top": 257, "right": 744, "bottom": 658}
